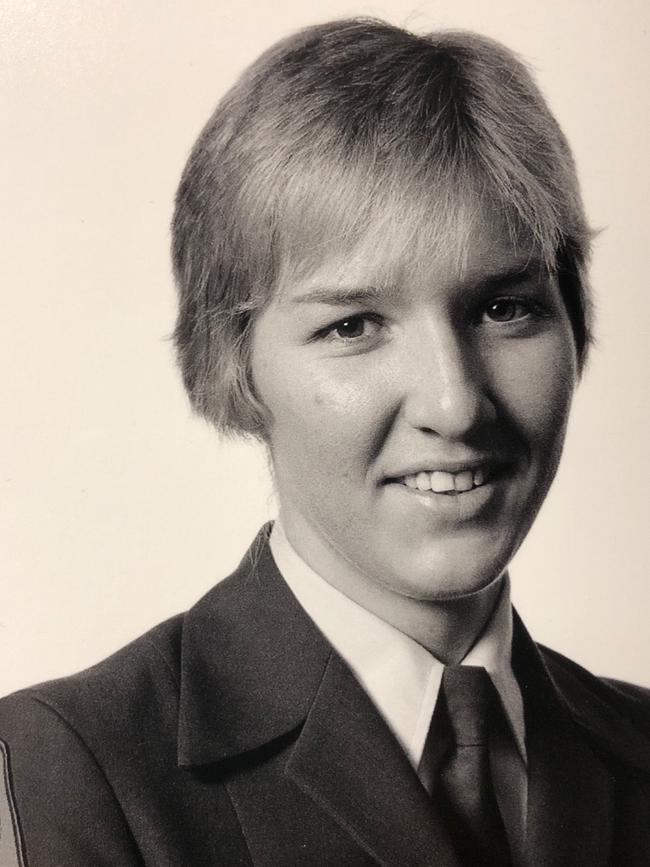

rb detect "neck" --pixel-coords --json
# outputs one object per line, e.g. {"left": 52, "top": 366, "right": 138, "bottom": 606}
{"left": 370, "top": 583, "right": 504, "bottom": 664}
{"left": 278, "top": 513, "right": 505, "bottom": 663}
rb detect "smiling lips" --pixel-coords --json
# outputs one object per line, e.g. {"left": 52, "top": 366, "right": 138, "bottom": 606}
{"left": 399, "top": 467, "right": 489, "bottom": 494}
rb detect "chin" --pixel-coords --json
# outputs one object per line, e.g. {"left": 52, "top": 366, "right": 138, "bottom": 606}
{"left": 378, "top": 541, "right": 514, "bottom": 603}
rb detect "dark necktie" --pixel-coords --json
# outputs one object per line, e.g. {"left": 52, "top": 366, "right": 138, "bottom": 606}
{"left": 421, "top": 665, "right": 511, "bottom": 866}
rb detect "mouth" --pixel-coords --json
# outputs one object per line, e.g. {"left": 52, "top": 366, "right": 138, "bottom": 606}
{"left": 387, "top": 464, "right": 503, "bottom": 495}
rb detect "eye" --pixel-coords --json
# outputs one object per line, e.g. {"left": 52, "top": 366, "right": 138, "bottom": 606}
{"left": 320, "top": 314, "right": 382, "bottom": 342}
{"left": 332, "top": 316, "right": 367, "bottom": 339}
{"left": 482, "top": 297, "right": 536, "bottom": 323}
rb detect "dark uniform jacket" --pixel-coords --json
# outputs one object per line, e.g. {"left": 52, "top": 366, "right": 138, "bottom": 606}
{"left": 1, "top": 526, "right": 650, "bottom": 866}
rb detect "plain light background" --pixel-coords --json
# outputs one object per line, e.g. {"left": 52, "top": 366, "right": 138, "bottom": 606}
{"left": 1, "top": 0, "right": 648, "bottom": 697}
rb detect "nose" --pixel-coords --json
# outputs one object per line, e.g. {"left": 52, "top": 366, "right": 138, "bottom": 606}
{"left": 401, "top": 323, "right": 496, "bottom": 439}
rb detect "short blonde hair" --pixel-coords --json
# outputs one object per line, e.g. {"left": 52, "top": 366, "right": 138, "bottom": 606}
{"left": 172, "top": 18, "right": 593, "bottom": 438}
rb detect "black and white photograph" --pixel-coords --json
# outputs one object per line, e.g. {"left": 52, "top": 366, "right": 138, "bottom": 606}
{"left": 1, "top": 1, "right": 649, "bottom": 864}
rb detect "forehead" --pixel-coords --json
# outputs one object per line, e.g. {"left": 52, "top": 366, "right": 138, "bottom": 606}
{"left": 274, "top": 195, "right": 541, "bottom": 303}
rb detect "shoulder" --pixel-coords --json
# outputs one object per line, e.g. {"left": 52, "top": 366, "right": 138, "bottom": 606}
{"left": 0, "top": 615, "right": 187, "bottom": 866}
{"left": 540, "top": 643, "right": 650, "bottom": 720}
{"left": 538, "top": 643, "right": 650, "bottom": 768}
{"left": 0, "top": 612, "right": 187, "bottom": 775}
{"left": 0, "top": 613, "right": 185, "bottom": 742}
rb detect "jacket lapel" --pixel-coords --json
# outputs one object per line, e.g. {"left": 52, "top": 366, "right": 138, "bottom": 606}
{"left": 287, "top": 651, "right": 462, "bottom": 867}
{"left": 177, "top": 526, "right": 460, "bottom": 866}
{"left": 512, "top": 614, "right": 615, "bottom": 867}
{"left": 177, "top": 525, "right": 332, "bottom": 766}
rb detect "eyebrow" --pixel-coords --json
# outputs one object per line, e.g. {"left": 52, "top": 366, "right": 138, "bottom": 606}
{"left": 289, "top": 259, "right": 551, "bottom": 306}
{"left": 290, "top": 286, "right": 388, "bottom": 306}
{"left": 481, "top": 259, "right": 552, "bottom": 292}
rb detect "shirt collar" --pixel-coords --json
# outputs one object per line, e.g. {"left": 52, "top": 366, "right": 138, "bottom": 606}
{"left": 269, "top": 518, "right": 526, "bottom": 766}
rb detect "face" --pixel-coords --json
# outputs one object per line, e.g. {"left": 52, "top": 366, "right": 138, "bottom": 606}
{"left": 250, "top": 211, "right": 577, "bottom": 602}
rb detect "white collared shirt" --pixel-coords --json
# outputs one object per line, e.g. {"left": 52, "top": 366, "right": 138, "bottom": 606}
{"left": 269, "top": 517, "right": 527, "bottom": 845}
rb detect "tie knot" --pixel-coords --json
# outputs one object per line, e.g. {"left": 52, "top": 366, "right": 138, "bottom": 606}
{"left": 441, "top": 665, "right": 493, "bottom": 746}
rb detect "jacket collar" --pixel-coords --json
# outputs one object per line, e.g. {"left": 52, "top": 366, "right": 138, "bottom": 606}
{"left": 177, "top": 524, "right": 332, "bottom": 767}
{"left": 179, "top": 527, "right": 650, "bottom": 774}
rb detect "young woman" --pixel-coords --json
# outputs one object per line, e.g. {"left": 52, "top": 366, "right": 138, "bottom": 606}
{"left": 1, "top": 18, "right": 648, "bottom": 867}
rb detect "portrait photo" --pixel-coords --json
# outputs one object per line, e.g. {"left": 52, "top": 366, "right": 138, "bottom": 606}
{"left": 1, "top": 1, "right": 649, "bottom": 865}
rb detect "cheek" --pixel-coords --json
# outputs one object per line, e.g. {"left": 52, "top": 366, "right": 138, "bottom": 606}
{"left": 262, "top": 361, "right": 374, "bottom": 458}
{"left": 491, "top": 333, "right": 576, "bottom": 447}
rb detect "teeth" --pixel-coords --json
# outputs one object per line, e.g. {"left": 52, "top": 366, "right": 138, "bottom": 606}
{"left": 401, "top": 467, "right": 489, "bottom": 493}
{"left": 454, "top": 470, "right": 474, "bottom": 492}
{"left": 431, "top": 471, "right": 454, "bottom": 493}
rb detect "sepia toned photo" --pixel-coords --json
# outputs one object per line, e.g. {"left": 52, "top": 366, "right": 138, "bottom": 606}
{"left": 1, "top": 2, "right": 648, "bottom": 865}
